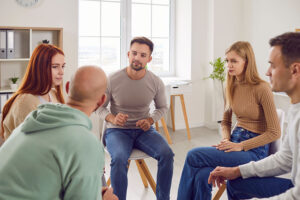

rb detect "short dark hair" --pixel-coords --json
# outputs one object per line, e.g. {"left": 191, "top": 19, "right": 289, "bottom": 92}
{"left": 269, "top": 32, "right": 300, "bottom": 67}
{"left": 130, "top": 37, "right": 154, "bottom": 54}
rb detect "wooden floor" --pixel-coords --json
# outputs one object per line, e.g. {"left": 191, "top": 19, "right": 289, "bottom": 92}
{"left": 104, "top": 126, "right": 228, "bottom": 200}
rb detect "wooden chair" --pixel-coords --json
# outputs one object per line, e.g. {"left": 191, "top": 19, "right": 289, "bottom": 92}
{"left": 212, "top": 109, "right": 285, "bottom": 200}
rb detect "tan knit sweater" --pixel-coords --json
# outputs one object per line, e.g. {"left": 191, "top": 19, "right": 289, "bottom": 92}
{"left": 221, "top": 81, "right": 281, "bottom": 151}
{"left": 3, "top": 89, "right": 59, "bottom": 140}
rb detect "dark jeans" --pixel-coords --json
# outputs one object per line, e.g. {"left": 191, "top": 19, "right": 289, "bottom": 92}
{"left": 227, "top": 177, "right": 293, "bottom": 199}
{"left": 105, "top": 127, "right": 174, "bottom": 200}
{"left": 177, "top": 127, "right": 269, "bottom": 200}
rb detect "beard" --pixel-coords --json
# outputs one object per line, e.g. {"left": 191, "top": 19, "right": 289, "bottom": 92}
{"left": 130, "top": 60, "right": 144, "bottom": 71}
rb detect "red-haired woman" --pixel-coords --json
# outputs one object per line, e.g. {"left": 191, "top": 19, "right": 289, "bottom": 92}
{"left": 1, "top": 44, "right": 65, "bottom": 140}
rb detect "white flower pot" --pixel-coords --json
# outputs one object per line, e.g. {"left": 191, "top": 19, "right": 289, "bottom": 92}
{"left": 10, "top": 83, "right": 18, "bottom": 90}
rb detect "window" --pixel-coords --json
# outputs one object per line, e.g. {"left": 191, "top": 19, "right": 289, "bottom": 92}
{"left": 79, "top": 0, "right": 175, "bottom": 76}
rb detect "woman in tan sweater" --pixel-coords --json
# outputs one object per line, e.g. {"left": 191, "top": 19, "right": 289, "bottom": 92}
{"left": 177, "top": 41, "right": 281, "bottom": 200}
{"left": 1, "top": 44, "right": 65, "bottom": 140}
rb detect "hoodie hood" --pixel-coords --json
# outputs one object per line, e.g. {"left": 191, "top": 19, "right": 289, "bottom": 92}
{"left": 21, "top": 103, "right": 92, "bottom": 134}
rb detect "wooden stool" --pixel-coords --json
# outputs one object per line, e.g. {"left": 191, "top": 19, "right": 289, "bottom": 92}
{"left": 155, "top": 117, "right": 172, "bottom": 144}
{"left": 170, "top": 94, "right": 191, "bottom": 140}
{"left": 106, "top": 149, "right": 156, "bottom": 194}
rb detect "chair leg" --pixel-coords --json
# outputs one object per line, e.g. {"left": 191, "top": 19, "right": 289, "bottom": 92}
{"left": 136, "top": 159, "right": 156, "bottom": 194}
{"left": 106, "top": 177, "right": 111, "bottom": 186}
{"left": 135, "top": 160, "right": 149, "bottom": 188}
{"left": 170, "top": 95, "right": 175, "bottom": 131}
{"left": 179, "top": 94, "right": 191, "bottom": 140}
{"left": 161, "top": 117, "right": 172, "bottom": 144}
{"left": 212, "top": 183, "right": 226, "bottom": 200}
{"left": 155, "top": 121, "right": 159, "bottom": 131}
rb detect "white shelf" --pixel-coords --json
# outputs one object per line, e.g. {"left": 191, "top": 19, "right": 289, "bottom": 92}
{"left": 0, "top": 58, "right": 30, "bottom": 62}
{"left": 0, "top": 87, "right": 15, "bottom": 93}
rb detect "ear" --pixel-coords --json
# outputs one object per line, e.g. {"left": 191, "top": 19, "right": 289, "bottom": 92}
{"left": 97, "top": 94, "right": 107, "bottom": 108}
{"left": 290, "top": 62, "right": 300, "bottom": 76}
{"left": 65, "top": 81, "right": 70, "bottom": 94}
{"left": 127, "top": 51, "right": 130, "bottom": 58}
{"left": 148, "top": 55, "right": 152, "bottom": 63}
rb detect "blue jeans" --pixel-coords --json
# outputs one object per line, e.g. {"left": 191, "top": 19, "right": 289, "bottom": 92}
{"left": 177, "top": 127, "right": 269, "bottom": 200}
{"left": 105, "top": 127, "right": 174, "bottom": 200}
{"left": 227, "top": 177, "right": 294, "bottom": 199}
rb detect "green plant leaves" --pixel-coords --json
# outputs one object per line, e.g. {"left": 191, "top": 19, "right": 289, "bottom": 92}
{"left": 206, "top": 57, "right": 226, "bottom": 82}
{"left": 10, "top": 77, "right": 19, "bottom": 84}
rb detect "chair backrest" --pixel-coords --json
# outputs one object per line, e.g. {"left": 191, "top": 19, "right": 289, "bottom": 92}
{"left": 268, "top": 109, "right": 285, "bottom": 155}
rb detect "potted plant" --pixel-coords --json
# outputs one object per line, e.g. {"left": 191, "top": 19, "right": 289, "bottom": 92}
{"left": 9, "top": 76, "right": 19, "bottom": 90}
{"left": 205, "top": 57, "right": 226, "bottom": 123}
{"left": 206, "top": 57, "right": 226, "bottom": 101}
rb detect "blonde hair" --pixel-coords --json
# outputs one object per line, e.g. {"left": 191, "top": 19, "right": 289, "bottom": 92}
{"left": 225, "top": 41, "right": 264, "bottom": 110}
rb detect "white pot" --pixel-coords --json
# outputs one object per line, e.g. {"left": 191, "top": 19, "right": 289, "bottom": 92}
{"left": 10, "top": 83, "right": 18, "bottom": 90}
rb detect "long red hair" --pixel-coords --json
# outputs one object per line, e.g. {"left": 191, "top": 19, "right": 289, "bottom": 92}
{"left": 1, "top": 44, "right": 65, "bottom": 138}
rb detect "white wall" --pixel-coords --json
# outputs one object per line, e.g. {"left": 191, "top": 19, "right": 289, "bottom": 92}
{"left": 174, "top": 0, "right": 300, "bottom": 130}
{"left": 244, "top": 0, "right": 300, "bottom": 80}
{"left": 242, "top": 0, "right": 300, "bottom": 117}
{"left": 0, "top": 0, "right": 78, "bottom": 85}
{"left": 1, "top": 0, "right": 299, "bottom": 132}
{"left": 174, "top": 0, "right": 246, "bottom": 129}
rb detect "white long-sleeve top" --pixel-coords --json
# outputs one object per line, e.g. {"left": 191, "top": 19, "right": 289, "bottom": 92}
{"left": 239, "top": 102, "right": 300, "bottom": 199}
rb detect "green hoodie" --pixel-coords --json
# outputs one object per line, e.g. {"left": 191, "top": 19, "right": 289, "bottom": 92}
{"left": 0, "top": 104, "right": 104, "bottom": 200}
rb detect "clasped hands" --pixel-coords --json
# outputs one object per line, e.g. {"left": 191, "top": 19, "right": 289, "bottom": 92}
{"left": 112, "top": 113, "right": 153, "bottom": 131}
{"left": 212, "top": 139, "right": 243, "bottom": 152}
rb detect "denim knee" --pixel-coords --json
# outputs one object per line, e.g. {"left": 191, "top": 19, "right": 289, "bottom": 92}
{"left": 110, "top": 152, "right": 130, "bottom": 167}
{"left": 186, "top": 148, "right": 205, "bottom": 167}
{"left": 186, "top": 149, "right": 197, "bottom": 164}
{"left": 159, "top": 146, "right": 174, "bottom": 162}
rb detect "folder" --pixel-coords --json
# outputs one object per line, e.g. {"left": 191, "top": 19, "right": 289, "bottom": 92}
{"left": 6, "top": 30, "right": 15, "bottom": 59}
{"left": 0, "top": 30, "right": 6, "bottom": 59}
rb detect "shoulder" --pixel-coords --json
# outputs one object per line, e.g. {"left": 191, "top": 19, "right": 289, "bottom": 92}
{"left": 147, "top": 70, "right": 164, "bottom": 87}
{"left": 109, "top": 68, "right": 125, "bottom": 81}
{"left": 15, "top": 93, "right": 40, "bottom": 107}
{"left": 256, "top": 81, "right": 271, "bottom": 90}
{"left": 252, "top": 81, "right": 274, "bottom": 102}
{"left": 254, "top": 81, "right": 272, "bottom": 95}
{"left": 68, "top": 129, "right": 103, "bottom": 152}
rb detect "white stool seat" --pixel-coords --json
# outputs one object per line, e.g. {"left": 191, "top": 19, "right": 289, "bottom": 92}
{"left": 105, "top": 147, "right": 150, "bottom": 160}
{"left": 129, "top": 149, "right": 150, "bottom": 160}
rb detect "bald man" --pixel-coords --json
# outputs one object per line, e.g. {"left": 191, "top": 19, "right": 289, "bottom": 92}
{"left": 0, "top": 66, "right": 117, "bottom": 200}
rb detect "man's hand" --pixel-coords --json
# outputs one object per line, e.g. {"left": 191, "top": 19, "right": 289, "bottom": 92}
{"left": 208, "top": 166, "right": 241, "bottom": 188}
{"left": 136, "top": 118, "right": 153, "bottom": 131}
{"left": 106, "top": 113, "right": 128, "bottom": 126}
{"left": 213, "top": 139, "right": 243, "bottom": 152}
{"left": 102, "top": 187, "right": 118, "bottom": 200}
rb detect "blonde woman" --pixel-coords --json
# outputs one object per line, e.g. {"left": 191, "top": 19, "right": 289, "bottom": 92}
{"left": 177, "top": 41, "right": 281, "bottom": 200}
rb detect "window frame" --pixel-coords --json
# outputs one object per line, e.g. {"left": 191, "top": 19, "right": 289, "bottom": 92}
{"left": 79, "top": 0, "right": 176, "bottom": 77}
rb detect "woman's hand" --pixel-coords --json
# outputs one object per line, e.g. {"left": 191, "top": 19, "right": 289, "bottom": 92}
{"left": 213, "top": 139, "right": 243, "bottom": 152}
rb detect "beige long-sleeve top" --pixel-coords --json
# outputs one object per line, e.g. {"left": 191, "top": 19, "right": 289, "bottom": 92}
{"left": 3, "top": 89, "right": 59, "bottom": 140}
{"left": 97, "top": 68, "right": 167, "bottom": 129}
{"left": 221, "top": 81, "right": 281, "bottom": 151}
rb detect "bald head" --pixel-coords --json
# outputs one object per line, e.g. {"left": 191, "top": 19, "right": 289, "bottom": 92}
{"left": 69, "top": 66, "right": 107, "bottom": 104}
